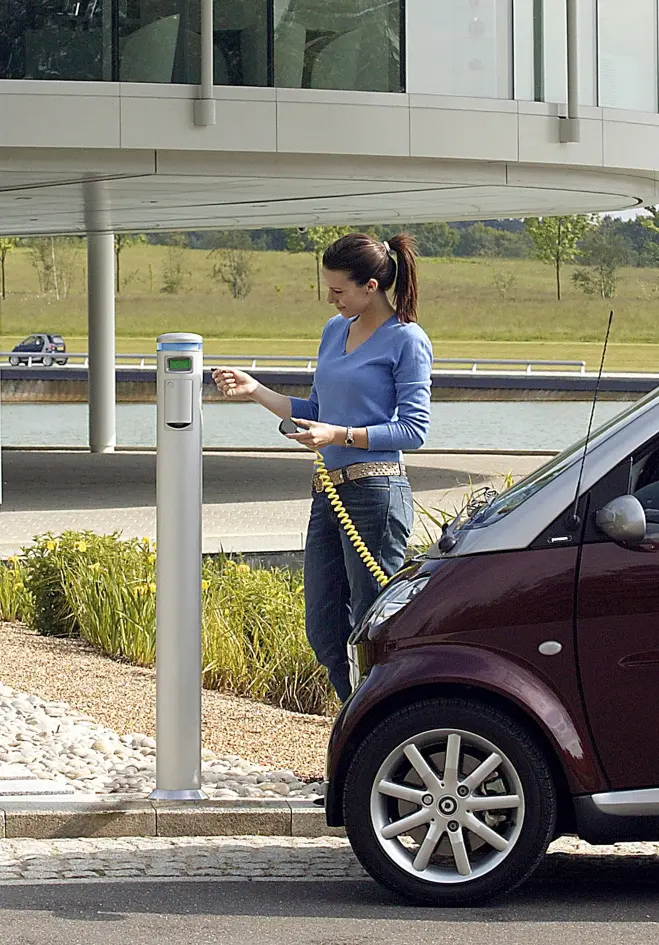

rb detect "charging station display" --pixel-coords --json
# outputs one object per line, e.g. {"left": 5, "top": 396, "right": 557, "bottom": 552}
{"left": 166, "top": 356, "right": 192, "bottom": 372}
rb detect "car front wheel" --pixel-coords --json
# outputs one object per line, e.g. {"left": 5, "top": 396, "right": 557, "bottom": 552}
{"left": 8, "top": 355, "right": 19, "bottom": 366}
{"left": 343, "top": 698, "right": 557, "bottom": 906}
{"left": 42, "top": 356, "right": 53, "bottom": 366}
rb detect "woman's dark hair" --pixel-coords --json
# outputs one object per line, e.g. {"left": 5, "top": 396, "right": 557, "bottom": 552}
{"left": 322, "top": 232, "right": 419, "bottom": 323}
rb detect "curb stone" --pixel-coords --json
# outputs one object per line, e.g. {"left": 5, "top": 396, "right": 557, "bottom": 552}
{"left": 0, "top": 796, "right": 344, "bottom": 840}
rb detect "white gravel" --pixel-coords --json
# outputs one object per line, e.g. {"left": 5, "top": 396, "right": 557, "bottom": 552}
{"left": 0, "top": 682, "right": 323, "bottom": 800}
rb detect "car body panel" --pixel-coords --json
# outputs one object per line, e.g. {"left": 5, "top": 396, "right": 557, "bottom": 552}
{"left": 577, "top": 537, "right": 659, "bottom": 789}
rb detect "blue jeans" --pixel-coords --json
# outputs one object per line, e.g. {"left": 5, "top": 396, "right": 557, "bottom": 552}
{"left": 304, "top": 475, "right": 414, "bottom": 702}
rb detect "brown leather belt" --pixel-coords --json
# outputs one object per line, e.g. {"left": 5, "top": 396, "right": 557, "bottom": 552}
{"left": 312, "top": 461, "right": 406, "bottom": 493}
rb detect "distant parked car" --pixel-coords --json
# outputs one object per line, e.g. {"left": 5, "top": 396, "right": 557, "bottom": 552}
{"left": 8, "top": 333, "right": 68, "bottom": 366}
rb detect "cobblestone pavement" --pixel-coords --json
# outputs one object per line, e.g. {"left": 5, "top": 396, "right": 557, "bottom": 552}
{"left": 0, "top": 836, "right": 657, "bottom": 885}
{"left": 0, "top": 836, "right": 367, "bottom": 883}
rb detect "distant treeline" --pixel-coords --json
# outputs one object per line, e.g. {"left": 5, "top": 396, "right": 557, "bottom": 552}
{"left": 145, "top": 217, "right": 659, "bottom": 267}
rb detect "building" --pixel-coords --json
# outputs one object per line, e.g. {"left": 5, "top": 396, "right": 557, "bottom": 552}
{"left": 1, "top": 0, "right": 659, "bottom": 451}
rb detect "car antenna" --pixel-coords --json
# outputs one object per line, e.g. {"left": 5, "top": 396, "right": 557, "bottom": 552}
{"left": 567, "top": 310, "right": 614, "bottom": 529}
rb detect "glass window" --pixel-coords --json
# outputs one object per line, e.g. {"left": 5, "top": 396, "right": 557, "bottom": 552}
{"left": 0, "top": 0, "right": 112, "bottom": 80}
{"left": 212, "top": 0, "right": 267, "bottom": 86}
{"left": 406, "top": 0, "right": 512, "bottom": 98}
{"left": 0, "top": 1, "right": 203, "bottom": 83}
{"left": 578, "top": 0, "right": 597, "bottom": 107}
{"left": 541, "top": 0, "right": 598, "bottom": 107}
{"left": 598, "top": 0, "right": 658, "bottom": 112}
{"left": 274, "top": 0, "right": 402, "bottom": 92}
{"left": 541, "top": 0, "right": 567, "bottom": 105}
{"left": 467, "top": 394, "right": 658, "bottom": 530}
{"left": 512, "top": 0, "right": 535, "bottom": 101}
{"left": 118, "top": 1, "right": 200, "bottom": 83}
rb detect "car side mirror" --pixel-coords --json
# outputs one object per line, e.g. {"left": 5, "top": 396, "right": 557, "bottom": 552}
{"left": 595, "top": 495, "right": 646, "bottom": 544}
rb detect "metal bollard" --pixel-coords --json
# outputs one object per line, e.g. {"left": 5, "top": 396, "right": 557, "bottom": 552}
{"left": 149, "top": 332, "right": 207, "bottom": 801}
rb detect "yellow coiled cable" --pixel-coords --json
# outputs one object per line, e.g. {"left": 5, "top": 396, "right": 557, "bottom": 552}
{"left": 313, "top": 451, "right": 390, "bottom": 587}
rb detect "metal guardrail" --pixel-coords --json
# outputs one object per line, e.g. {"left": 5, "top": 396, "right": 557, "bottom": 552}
{"left": 0, "top": 352, "right": 588, "bottom": 374}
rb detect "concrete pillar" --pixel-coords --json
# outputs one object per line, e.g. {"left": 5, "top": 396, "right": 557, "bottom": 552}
{"left": 87, "top": 232, "right": 116, "bottom": 453}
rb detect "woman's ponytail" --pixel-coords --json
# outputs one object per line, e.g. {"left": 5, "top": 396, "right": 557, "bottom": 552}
{"left": 388, "top": 232, "right": 419, "bottom": 324}
{"left": 322, "top": 230, "right": 420, "bottom": 323}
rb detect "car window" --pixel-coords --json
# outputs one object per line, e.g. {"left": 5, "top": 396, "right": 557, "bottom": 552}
{"left": 50, "top": 335, "right": 64, "bottom": 344}
{"left": 466, "top": 396, "right": 659, "bottom": 530}
{"left": 630, "top": 444, "right": 659, "bottom": 524}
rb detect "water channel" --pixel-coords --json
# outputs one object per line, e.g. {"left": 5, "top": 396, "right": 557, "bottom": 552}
{"left": 0, "top": 400, "right": 638, "bottom": 452}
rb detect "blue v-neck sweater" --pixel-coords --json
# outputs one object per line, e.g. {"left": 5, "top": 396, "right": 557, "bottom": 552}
{"left": 290, "top": 314, "right": 433, "bottom": 471}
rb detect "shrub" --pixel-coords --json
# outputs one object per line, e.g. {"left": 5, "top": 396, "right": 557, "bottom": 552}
{"left": 0, "top": 556, "right": 33, "bottom": 623}
{"left": 20, "top": 532, "right": 80, "bottom": 636}
{"left": 5, "top": 533, "right": 334, "bottom": 716}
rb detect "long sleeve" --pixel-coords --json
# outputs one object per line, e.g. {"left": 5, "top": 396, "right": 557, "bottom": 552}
{"left": 290, "top": 381, "right": 319, "bottom": 421}
{"left": 365, "top": 331, "right": 433, "bottom": 451}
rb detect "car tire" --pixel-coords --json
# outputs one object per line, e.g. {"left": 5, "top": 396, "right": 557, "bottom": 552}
{"left": 9, "top": 356, "right": 19, "bottom": 366}
{"left": 42, "top": 356, "right": 53, "bottom": 367}
{"left": 57, "top": 358, "right": 68, "bottom": 366}
{"left": 343, "top": 698, "right": 557, "bottom": 907}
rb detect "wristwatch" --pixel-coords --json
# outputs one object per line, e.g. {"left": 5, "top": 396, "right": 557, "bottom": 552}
{"left": 344, "top": 426, "right": 355, "bottom": 447}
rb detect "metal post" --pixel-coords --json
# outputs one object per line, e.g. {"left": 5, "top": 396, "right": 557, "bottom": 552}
{"left": 194, "top": 0, "right": 216, "bottom": 126}
{"left": 560, "top": 0, "right": 581, "bottom": 142}
{"left": 87, "top": 232, "right": 116, "bottom": 453}
{"left": 149, "top": 332, "right": 206, "bottom": 801}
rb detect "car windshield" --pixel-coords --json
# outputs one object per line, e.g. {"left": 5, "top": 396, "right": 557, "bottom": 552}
{"left": 466, "top": 394, "right": 659, "bottom": 529}
{"left": 22, "top": 335, "right": 40, "bottom": 345}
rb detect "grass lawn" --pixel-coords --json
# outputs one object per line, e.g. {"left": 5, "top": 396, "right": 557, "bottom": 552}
{"left": 1, "top": 246, "right": 658, "bottom": 372}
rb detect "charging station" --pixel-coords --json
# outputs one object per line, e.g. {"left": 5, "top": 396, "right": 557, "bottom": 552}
{"left": 149, "top": 332, "right": 206, "bottom": 801}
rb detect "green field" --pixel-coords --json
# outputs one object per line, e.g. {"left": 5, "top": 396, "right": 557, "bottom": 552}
{"left": 1, "top": 245, "right": 658, "bottom": 372}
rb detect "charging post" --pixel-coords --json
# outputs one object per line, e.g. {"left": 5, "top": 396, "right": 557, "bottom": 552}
{"left": 150, "top": 332, "right": 207, "bottom": 801}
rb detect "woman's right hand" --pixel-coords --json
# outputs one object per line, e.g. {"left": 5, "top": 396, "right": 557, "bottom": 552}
{"left": 211, "top": 367, "right": 259, "bottom": 399}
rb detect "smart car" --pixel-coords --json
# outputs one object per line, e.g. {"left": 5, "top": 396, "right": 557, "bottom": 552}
{"left": 325, "top": 388, "right": 659, "bottom": 906}
{"left": 9, "top": 333, "right": 68, "bottom": 366}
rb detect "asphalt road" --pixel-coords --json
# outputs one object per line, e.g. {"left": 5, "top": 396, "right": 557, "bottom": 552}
{"left": 2, "top": 854, "right": 658, "bottom": 945}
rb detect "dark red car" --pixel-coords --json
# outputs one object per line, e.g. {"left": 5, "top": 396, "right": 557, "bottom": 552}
{"left": 325, "top": 389, "right": 659, "bottom": 905}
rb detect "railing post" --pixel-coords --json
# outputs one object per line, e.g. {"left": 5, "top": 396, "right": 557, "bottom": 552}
{"left": 560, "top": 0, "right": 581, "bottom": 143}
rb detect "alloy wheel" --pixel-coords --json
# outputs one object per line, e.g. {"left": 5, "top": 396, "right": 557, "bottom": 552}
{"left": 369, "top": 728, "right": 525, "bottom": 884}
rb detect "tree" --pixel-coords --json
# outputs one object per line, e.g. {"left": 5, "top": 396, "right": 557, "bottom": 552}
{"left": 285, "top": 226, "right": 353, "bottom": 300}
{"left": 525, "top": 215, "right": 595, "bottom": 300}
{"left": 0, "top": 237, "right": 19, "bottom": 300}
{"left": 210, "top": 248, "right": 255, "bottom": 300}
{"left": 408, "top": 222, "right": 459, "bottom": 257}
{"left": 161, "top": 233, "right": 190, "bottom": 295}
{"left": 114, "top": 234, "right": 146, "bottom": 294}
{"left": 572, "top": 225, "right": 632, "bottom": 299}
{"left": 455, "top": 222, "right": 497, "bottom": 258}
{"left": 23, "top": 236, "right": 83, "bottom": 299}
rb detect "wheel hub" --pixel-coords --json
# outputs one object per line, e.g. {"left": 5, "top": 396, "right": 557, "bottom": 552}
{"left": 438, "top": 795, "right": 458, "bottom": 816}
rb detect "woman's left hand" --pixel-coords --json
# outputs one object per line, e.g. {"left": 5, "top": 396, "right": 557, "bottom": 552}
{"left": 287, "top": 418, "right": 343, "bottom": 449}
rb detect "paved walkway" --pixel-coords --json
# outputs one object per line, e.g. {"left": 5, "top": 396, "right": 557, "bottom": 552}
{"left": 0, "top": 835, "right": 656, "bottom": 884}
{"left": 0, "top": 449, "right": 546, "bottom": 556}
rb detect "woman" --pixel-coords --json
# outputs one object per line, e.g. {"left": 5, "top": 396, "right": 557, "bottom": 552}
{"left": 212, "top": 232, "right": 433, "bottom": 701}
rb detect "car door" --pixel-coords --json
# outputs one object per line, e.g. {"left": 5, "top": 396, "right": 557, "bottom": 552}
{"left": 576, "top": 443, "right": 659, "bottom": 790}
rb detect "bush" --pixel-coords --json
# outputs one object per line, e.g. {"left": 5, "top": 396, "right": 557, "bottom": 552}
{"left": 3, "top": 532, "right": 334, "bottom": 716}
{"left": 0, "top": 556, "right": 33, "bottom": 623}
{"left": 20, "top": 531, "right": 125, "bottom": 637}
{"left": 202, "top": 558, "right": 332, "bottom": 715}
